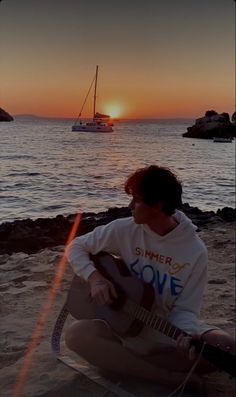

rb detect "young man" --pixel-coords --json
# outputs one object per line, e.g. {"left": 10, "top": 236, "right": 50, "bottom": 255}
{"left": 65, "top": 165, "right": 234, "bottom": 391}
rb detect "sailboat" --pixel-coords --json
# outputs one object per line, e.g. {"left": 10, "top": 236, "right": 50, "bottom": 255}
{"left": 72, "top": 66, "right": 113, "bottom": 132}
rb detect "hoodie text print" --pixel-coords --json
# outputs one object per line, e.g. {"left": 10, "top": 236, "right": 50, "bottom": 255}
{"left": 67, "top": 211, "right": 208, "bottom": 334}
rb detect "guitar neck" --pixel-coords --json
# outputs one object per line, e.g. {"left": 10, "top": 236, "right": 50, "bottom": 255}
{"left": 125, "top": 300, "right": 188, "bottom": 342}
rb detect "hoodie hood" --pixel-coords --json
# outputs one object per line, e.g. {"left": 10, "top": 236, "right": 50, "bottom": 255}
{"left": 142, "top": 210, "right": 197, "bottom": 242}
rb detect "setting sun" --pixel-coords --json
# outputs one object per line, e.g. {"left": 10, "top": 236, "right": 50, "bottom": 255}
{"left": 103, "top": 103, "right": 124, "bottom": 119}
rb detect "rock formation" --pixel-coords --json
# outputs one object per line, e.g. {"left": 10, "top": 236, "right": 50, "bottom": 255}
{"left": 0, "top": 107, "right": 14, "bottom": 121}
{"left": 183, "top": 110, "right": 236, "bottom": 139}
{"left": 0, "top": 205, "right": 235, "bottom": 255}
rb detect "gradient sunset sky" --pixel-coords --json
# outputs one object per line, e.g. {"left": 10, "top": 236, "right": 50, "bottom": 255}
{"left": 0, "top": 0, "right": 235, "bottom": 119}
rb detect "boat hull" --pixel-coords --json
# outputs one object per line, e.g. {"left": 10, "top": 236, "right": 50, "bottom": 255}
{"left": 213, "top": 137, "right": 232, "bottom": 143}
{"left": 72, "top": 124, "right": 113, "bottom": 132}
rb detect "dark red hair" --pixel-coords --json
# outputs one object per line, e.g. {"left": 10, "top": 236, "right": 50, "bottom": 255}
{"left": 125, "top": 165, "right": 182, "bottom": 215}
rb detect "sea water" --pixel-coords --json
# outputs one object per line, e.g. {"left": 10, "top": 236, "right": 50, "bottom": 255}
{"left": 0, "top": 118, "right": 235, "bottom": 224}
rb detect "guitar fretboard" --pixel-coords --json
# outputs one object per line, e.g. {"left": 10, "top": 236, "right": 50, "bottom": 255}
{"left": 93, "top": 259, "right": 236, "bottom": 378}
{"left": 124, "top": 300, "right": 188, "bottom": 341}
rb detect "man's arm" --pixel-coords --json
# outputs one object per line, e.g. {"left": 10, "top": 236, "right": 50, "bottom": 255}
{"left": 66, "top": 220, "right": 121, "bottom": 279}
{"left": 168, "top": 251, "right": 208, "bottom": 335}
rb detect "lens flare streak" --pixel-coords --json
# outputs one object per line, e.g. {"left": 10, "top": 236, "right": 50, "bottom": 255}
{"left": 11, "top": 213, "right": 82, "bottom": 397}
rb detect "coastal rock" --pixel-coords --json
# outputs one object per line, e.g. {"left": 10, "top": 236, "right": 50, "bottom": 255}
{"left": 216, "top": 207, "right": 236, "bottom": 222}
{"left": 0, "top": 205, "right": 235, "bottom": 255}
{"left": 183, "top": 110, "right": 236, "bottom": 139}
{"left": 232, "top": 111, "right": 236, "bottom": 123}
{"left": 0, "top": 207, "right": 131, "bottom": 255}
{"left": 0, "top": 107, "right": 14, "bottom": 122}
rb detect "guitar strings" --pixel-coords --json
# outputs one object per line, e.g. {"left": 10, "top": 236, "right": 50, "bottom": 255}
{"left": 127, "top": 300, "right": 207, "bottom": 396}
{"left": 127, "top": 300, "right": 176, "bottom": 338}
{"left": 166, "top": 342, "right": 206, "bottom": 397}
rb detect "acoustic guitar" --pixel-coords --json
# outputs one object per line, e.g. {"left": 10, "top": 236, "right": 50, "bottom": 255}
{"left": 66, "top": 253, "right": 236, "bottom": 378}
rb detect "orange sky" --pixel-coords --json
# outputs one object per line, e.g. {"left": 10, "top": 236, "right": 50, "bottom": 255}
{"left": 0, "top": 0, "right": 235, "bottom": 119}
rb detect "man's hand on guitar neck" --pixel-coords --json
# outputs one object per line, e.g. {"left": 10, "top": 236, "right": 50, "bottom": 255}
{"left": 176, "top": 334, "right": 198, "bottom": 361}
{"left": 88, "top": 270, "right": 118, "bottom": 306}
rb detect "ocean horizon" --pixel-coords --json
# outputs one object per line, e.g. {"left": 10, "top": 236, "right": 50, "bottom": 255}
{"left": 13, "top": 114, "right": 195, "bottom": 123}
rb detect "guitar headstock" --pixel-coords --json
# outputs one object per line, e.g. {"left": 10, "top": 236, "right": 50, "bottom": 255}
{"left": 191, "top": 339, "right": 236, "bottom": 378}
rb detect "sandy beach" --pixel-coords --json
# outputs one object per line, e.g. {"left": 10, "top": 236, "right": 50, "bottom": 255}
{"left": 0, "top": 208, "right": 235, "bottom": 397}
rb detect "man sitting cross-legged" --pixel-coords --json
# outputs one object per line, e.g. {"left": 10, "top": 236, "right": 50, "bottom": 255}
{"left": 65, "top": 165, "right": 235, "bottom": 392}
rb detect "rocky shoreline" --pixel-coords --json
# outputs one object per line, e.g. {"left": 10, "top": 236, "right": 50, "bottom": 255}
{"left": 1, "top": 204, "right": 235, "bottom": 255}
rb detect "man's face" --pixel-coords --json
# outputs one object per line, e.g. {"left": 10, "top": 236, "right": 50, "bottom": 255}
{"left": 129, "top": 194, "right": 156, "bottom": 224}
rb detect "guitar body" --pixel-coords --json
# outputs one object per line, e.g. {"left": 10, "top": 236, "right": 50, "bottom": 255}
{"left": 66, "top": 252, "right": 236, "bottom": 377}
{"left": 66, "top": 253, "right": 155, "bottom": 336}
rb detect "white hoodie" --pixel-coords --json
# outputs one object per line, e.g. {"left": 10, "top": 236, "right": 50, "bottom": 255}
{"left": 67, "top": 210, "right": 208, "bottom": 336}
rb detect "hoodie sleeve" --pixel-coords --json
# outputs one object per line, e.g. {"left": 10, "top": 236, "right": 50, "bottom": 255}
{"left": 168, "top": 250, "right": 208, "bottom": 335}
{"left": 66, "top": 220, "right": 122, "bottom": 280}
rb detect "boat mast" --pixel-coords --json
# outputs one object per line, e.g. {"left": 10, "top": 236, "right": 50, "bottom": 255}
{"left": 93, "top": 65, "right": 98, "bottom": 119}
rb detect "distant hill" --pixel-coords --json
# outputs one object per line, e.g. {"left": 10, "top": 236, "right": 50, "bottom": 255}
{"left": 14, "top": 114, "right": 75, "bottom": 122}
{"left": 0, "top": 107, "right": 14, "bottom": 121}
{"left": 14, "top": 114, "right": 40, "bottom": 119}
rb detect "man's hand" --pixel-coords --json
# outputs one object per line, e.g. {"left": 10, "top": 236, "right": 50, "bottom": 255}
{"left": 88, "top": 270, "right": 118, "bottom": 306}
{"left": 176, "top": 334, "right": 198, "bottom": 361}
